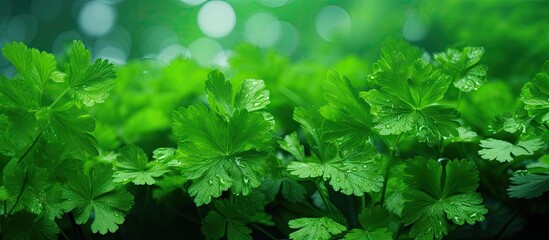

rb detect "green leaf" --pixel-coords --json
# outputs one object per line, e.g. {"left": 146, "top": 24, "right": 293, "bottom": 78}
{"left": 279, "top": 132, "right": 306, "bottom": 162}
{"left": 344, "top": 206, "right": 394, "bottom": 240}
{"left": 520, "top": 60, "right": 549, "bottom": 123}
{"left": 0, "top": 76, "right": 41, "bottom": 147}
{"left": 478, "top": 138, "right": 543, "bottom": 162}
{"left": 65, "top": 40, "right": 115, "bottom": 107}
{"left": 288, "top": 142, "right": 383, "bottom": 196}
{"left": 3, "top": 160, "right": 50, "bottom": 215}
{"left": 30, "top": 47, "right": 58, "bottom": 89}
{"left": 206, "top": 69, "right": 234, "bottom": 117}
{"left": 508, "top": 172, "right": 549, "bottom": 199}
{"left": 358, "top": 206, "right": 395, "bottom": 230}
{"left": 293, "top": 107, "right": 326, "bottom": 157}
{"left": 172, "top": 104, "right": 273, "bottom": 205}
{"left": 234, "top": 79, "right": 270, "bottom": 112}
{"left": 402, "top": 158, "right": 487, "bottom": 240}
{"left": 262, "top": 176, "right": 307, "bottom": 203}
{"left": 288, "top": 217, "right": 347, "bottom": 240}
{"left": 152, "top": 175, "right": 187, "bottom": 201}
{"left": 3, "top": 212, "right": 60, "bottom": 240}
{"left": 444, "top": 126, "right": 478, "bottom": 144}
{"left": 113, "top": 145, "right": 171, "bottom": 185}
{"left": 362, "top": 56, "right": 459, "bottom": 145}
{"left": 38, "top": 102, "right": 98, "bottom": 156}
{"left": 201, "top": 193, "right": 271, "bottom": 240}
{"left": 0, "top": 186, "right": 7, "bottom": 201}
{"left": 434, "top": 46, "right": 488, "bottom": 92}
{"left": 489, "top": 112, "right": 530, "bottom": 134}
{"left": 320, "top": 71, "right": 372, "bottom": 144}
{"left": 64, "top": 164, "right": 134, "bottom": 234}
{"left": 344, "top": 228, "right": 392, "bottom": 240}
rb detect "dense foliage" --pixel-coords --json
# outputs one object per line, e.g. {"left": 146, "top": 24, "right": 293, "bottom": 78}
{"left": 0, "top": 34, "right": 547, "bottom": 240}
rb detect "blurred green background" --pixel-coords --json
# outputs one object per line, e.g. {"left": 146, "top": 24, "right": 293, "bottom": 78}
{"left": 3, "top": 0, "right": 548, "bottom": 148}
{"left": 2, "top": 0, "right": 548, "bottom": 73}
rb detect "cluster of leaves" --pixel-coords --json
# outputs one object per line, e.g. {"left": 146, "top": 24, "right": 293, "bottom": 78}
{"left": 0, "top": 41, "right": 135, "bottom": 238}
{"left": 478, "top": 61, "right": 549, "bottom": 199}
{"left": 1, "top": 38, "right": 547, "bottom": 240}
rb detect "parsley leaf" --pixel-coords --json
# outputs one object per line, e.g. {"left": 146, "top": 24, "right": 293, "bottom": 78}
{"left": 206, "top": 69, "right": 271, "bottom": 119}
{"left": 201, "top": 192, "right": 272, "bottom": 240}
{"left": 320, "top": 71, "right": 372, "bottom": 144}
{"left": 3, "top": 160, "right": 50, "bottom": 215}
{"left": 478, "top": 138, "right": 543, "bottom": 162}
{"left": 63, "top": 164, "right": 134, "bottom": 234}
{"left": 64, "top": 40, "right": 115, "bottom": 107}
{"left": 508, "top": 173, "right": 549, "bottom": 199}
{"left": 361, "top": 52, "right": 459, "bottom": 145}
{"left": 402, "top": 158, "right": 487, "bottom": 240}
{"left": 520, "top": 60, "right": 549, "bottom": 123}
{"left": 287, "top": 107, "right": 383, "bottom": 196}
{"left": 234, "top": 79, "right": 270, "bottom": 112}
{"left": 289, "top": 217, "right": 347, "bottom": 240}
{"left": 2, "top": 42, "right": 57, "bottom": 91}
{"left": 113, "top": 145, "right": 171, "bottom": 185}
{"left": 172, "top": 70, "right": 274, "bottom": 206}
{"left": 489, "top": 111, "right": 530, "bottom": 134}
{"left": 37, "top": 102, "right": 98, "bottom": 156}
{"left": 205, "top": 70, "right": 233, "bottom": 117}
{"left": 507, "top": 155, "right": 549, "bottom": 199}
{"left": 173, "top": 105, "right": 273, "bottom": 205}
{"left": 434, "top": 47, "right": 488, "bottom": 92}
{"left": 279, "top": 132, "right": 306, "bottom": 162}
{"left": 344, "top": 206, "right": 394, "bottom": 240}
{"left": 2, "top": 212, "right": 59, "bottom": 240}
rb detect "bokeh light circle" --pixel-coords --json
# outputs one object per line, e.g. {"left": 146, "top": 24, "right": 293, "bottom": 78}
{"left": 245, "top": 12, "right": 281, "bottom": 48}
{"left": 180, "top": 0, "right": 207, "bottom": 6}
{"left": 257, "top": 0, "right": 293, "bottom": 8}
{"left": 315, "top": 5, "right": 351, "bottom": 42}
{"left": 78, "top": 1, "right": 116, "bottom": 37}
{"left": 5, "top": 14, "right": 38, "bottom": 43}
{"left": 188, "top": 37, "right": 223, "bottom": 66}
{"left": 197, "top": 1, "right": 236, "bottom": 38}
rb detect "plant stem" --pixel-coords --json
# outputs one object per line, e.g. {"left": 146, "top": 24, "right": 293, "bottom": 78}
{"left": 456, "top": 91, "right": 463, "bottom": 110}
{"left": 393, "top": 222, "right": 403, "bottom": 240}
{"left": 316, "top": 181, "right": 334, "bottom": 212}
{"left": 5, "top": 170, "right": 29, "bottom": 222}
{"left": 436, "top": 137, "right": 445, "bottom": 159}
{"left": 195, "top": 206, "right": 203, "bottom": 221}
{"left": 251, "top": 224, "right": 277, "bottom": 240}
{"left": 68, "top": 212, "right": 86, "bottom": 240}
{"left": 139, "top": 185, "right": 151, "bottom": 228}
{"left": 49, "top": 87, "right": 70, "bottom": 108}
{"left": 497, "top": 210, "right": 519, "bottom": 239}
{"left": 17, "top": 132, "right": 43, "bottom": 163}
{"left": 59, "top": 228, "right": 71, "bottom": 240}
{"left": 380, "top": 134, "right": 402, "bottom": 205}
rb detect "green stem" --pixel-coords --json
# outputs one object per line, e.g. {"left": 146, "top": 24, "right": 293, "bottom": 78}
{"left": 316, "top": 181, "right": 335, "bottom": 212}
{"left": 393, "top": 222, "right": 403, "bottom": 240}
{"left": 59, "top": 228, "right": 71, "bottom": 240}
{"left": 251, "top": 224, "right": 277, "bottom": 240}
{"left": 49, "top": 87, "right": 70, "bottom": 108}
{"left": 68, "top": 212, "right": 86, "bottom": 240}
{"left": 139, "top": 185, "right": 151, "bottom": 228}
{"left": 380, "top": 134, "right": 402, "bottom": 205}
{"left": 4, "top": 170, "right": 29, "bottom": 222}
{"left": 195, "top": 206, "right": 203, "bottom": 221}
{"left": 497, "top": 210, "right": 519, "bottom": 239}
{"left": 436, "top": 137, "right": 445, "bottom": 159}
{"left": 456, "top": 91, "right": 463, "bottom": 110}
{"left": 17, "top": 132, "right": 43, "bottom": 163}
